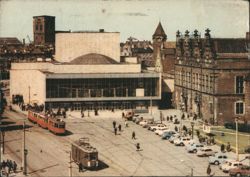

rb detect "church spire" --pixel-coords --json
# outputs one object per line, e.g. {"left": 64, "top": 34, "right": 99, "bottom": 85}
{"left": 153, "top": 22, "right": 167, "bottom": 39}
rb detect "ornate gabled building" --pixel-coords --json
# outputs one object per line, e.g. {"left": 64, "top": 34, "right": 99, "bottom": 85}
{"left": 174, "top": 29, "right": 250, "bottom": 125}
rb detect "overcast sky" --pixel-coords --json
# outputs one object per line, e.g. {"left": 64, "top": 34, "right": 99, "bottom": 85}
{"left": 0, "top": 0, "right": 249, "bottom": 42}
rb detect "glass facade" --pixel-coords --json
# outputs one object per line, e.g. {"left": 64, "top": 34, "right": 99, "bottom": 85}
{"left": 46, "top": 78, "right": 159, "bottom": 99}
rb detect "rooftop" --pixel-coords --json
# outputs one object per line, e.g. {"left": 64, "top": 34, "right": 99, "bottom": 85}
{"left": 0, "top": 38, "right": 22, "bottom": 46}
{"left": 153, "top": 22, "right": 167, "bottom": 38}
{"left": 69, "top": 53, "right": 119, "bottom": 65}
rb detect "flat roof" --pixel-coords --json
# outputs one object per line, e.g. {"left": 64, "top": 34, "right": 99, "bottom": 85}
{"left": 45, "top": 72, "right": 160, "bottom": 79}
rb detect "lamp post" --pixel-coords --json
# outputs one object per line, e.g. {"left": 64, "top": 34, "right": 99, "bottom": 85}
{"left": 235, "top": 117, "right": 239, "bottom": 161}
{"left": 180, "top": 102, "right": 185, "bottom": 134}
{"left": 22, "top": 121, "right": 28, "bottom": 175}
{"left": 191, "top": 121, "right": 195, "bottom": 139}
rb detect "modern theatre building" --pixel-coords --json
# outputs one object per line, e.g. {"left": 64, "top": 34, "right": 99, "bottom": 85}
{"left": 10, "top": 30, "right": 161, "bottom": 110}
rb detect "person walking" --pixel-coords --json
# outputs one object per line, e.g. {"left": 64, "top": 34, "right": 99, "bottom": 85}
{"left": 112, "top": 121, "right": 116, "bottom": 129}
{"left": 114, "top": 127, "right": 117, "bottom": 135}
{"left": 125, "top": 120, "right": 128, "bottom": 127}
{"left": 136, "top": 143, "right": 140, "bottom": 151}
{"left": 132, "top": 131, "right": 136, "bottom": 139}
{"left": 13, "top": 161, "right": 17, "bottom": 173}
{"left": 118, "top": 124, "right": 121, "bottom": 131}
{"left": 79, "top": 163, "right": 83, "bottom": 172}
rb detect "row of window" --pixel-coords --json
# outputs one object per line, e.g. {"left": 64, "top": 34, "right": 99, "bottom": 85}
{"left": 175, "top": 71, "right": 214, "bottom": 93}
{"left": 175, "top": 71, "right": 245, "bottom": 94}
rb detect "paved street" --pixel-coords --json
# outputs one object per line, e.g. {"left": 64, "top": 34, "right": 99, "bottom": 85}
{"left": 2, "top": 108, "right": 236, "bottom": 176}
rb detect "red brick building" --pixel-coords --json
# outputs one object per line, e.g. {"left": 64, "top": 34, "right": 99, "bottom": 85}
{"left": 174, "top": 29, "right": 249, "bottom": 125}
{"left": 33, "top": 15, "right": 55, "bottom": 45}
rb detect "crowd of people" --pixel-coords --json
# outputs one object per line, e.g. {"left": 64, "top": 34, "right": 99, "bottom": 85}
{"left": 1, "top": 159, "right": 17, "bottom": 176}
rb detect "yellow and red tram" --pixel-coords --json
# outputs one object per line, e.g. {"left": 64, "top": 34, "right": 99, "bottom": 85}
{"left": 27, "top": 110, "right": 66, "bottom": 135}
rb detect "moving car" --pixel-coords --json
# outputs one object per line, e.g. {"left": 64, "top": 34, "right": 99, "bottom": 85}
{"left": 197, "top": 147, "right": 216, "bottom": 157}
{"left": 185, "top": 143, "right": 204, "bottom": 153}
{"left": 229, "top": 165, "right": 250, "bottom": 177}
{"left": 220, "top": 160, "right": 243, "bottom": 173}
{"left": 209, "top": 153, "right": 228, "bottom": 165}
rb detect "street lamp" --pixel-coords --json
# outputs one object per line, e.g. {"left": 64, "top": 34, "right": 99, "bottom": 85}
{"left": 235, "top": 117, "right": 239, "bottom": 161}
{"left": 191, "top": 121, "right": 195, "bottom": 139}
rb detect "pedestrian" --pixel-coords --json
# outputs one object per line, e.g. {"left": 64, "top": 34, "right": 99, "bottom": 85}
{"left": 122, "top": 112, "right": 125, "bottom": 118}
{"left": 207, "top": 164, "right": 211, "bottom": 176}
{"left": 136, "top": 143, "right": 140, "bottom": 151}
{"left": 13, "top": 161, "right": 17, "bottom": 173}
{"left": 226, "top": 142, "right": 231, "bottom": 152}
{"left": 79, "top": 163, "right": 83, "bottom": 172}
{"left": 125, "top": 120, "right": 128, "bottom": 127}
{"left": 221, "top": 144, "right": 225, "bottom": 152}
{"left": 114, "top": 127, "right": 117, "bottom": 135}
{"left": 7, "top": 165, "right": 10, "bottom": 174}
{"left": 132, "top": 131, "right": 136, "bottom": 139}
{"left": 81, "top": 112, "right": 84, "bottom": 118}
{"left": 118, "top": 124, "right": 121, "bottom": 131}
{"left": 2, "top": 160, "right": 6, "bottom": 169}
{"left": 113, "top": 121, "right": 116, "bottom": 129}
{"left": 9, "top": 160, "right": 13, "bottom": 173}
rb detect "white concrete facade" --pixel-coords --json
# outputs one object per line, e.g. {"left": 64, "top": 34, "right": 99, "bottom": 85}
{"left": 11, "top": 62, "right": 141, "bottom": 74}
{"left": 55, "top": 32, "right": 120, "bottom": 62}
{"left": 10, "top": 69, "right": 46, "bottom": 105}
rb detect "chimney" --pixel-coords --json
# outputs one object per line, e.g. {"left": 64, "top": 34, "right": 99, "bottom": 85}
{"left": 23, "top": 38, "right": 25, "bottom": 45}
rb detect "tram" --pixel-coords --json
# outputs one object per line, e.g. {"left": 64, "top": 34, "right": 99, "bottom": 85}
{"left": 27, "top": 110, "right": 66, "bottom": 135}
{"left": 71, "top": 138, "right": 99, "bottom": 169}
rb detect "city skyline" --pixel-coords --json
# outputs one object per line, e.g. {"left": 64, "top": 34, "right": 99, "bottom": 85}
{"left": 0, "top": 0, "right": 249, "bottom": 42}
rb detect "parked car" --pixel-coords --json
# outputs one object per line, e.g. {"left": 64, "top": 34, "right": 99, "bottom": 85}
{"left": 162, "top": 131, "right": 176, "bottom": 140}
{"left": 197, "top": 147, "right": 216, "bottom": 157}
{"left": 209, "top": 153, "right": 228, "bottom": 165}
{"left": 174, "top": 137, "right": 193, "bottom": 146}
{"left": 229, "top": 165, "right": 250, "bottom": 177}
{"left": 185, "top": 143, "right": 204, "bottom": 153}
{"left": 155, "top": 127, "right": 169, "bottom": 135}
{"left": 148, "top": 124, "right": 167, "bottom": 131}
{"left": 135, "top": 117, "right": 143, "bottom": 124}
{"left": 169, "top": 134, "right": 180, "bottom": 143}
{"left": 220, "top": 160, "right": 243, "bottom": 173}
{"left": 142, "top": 123, "right": 156, "bottom": 128}
{"left": 139, "top": 120, "right": 148, "bottom": 126}
{"left": 125, "top": 111, "right": 134, "bottom": 120}
{"left": 132, "top": 115, "right": 140, "bottom": 122}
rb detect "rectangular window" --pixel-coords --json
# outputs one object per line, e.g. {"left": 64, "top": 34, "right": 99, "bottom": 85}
{"left": 235, "top": 76, "right": 244, "bottom": 94}
{"left": 36, "top": 25, "right": 38, "bottom": 31}
{"left": 235, "top": 102, "right": 244, "bottom": 115}
{"left": 40, "top": 25, "right": 43, "bottom": 31}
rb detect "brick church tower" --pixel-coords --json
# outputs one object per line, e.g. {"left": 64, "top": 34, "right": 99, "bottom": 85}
{"left": 33, "top": 15, "right": 55, "bottom": 45}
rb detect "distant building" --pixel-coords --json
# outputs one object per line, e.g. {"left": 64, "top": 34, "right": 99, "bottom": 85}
{"left": 174, "top": 29, "right": 250, "bottom": 125}
{"left": 120, "top": 38, "right": 153, "bottom": 67}
{"left": 33, "top": 15, "right": 55, "bottom": 45}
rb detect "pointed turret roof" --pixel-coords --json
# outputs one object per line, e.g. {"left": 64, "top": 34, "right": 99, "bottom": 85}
{"left": 153, "top": 22, "right": 167, "bottom": 38}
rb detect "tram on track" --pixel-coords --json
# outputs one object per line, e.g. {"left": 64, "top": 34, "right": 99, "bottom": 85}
{"left": 27, "top": 110, "right": 66, "bottom": 135}
{"left": 71, "top": 137, "right": 99, "bottom": 169}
